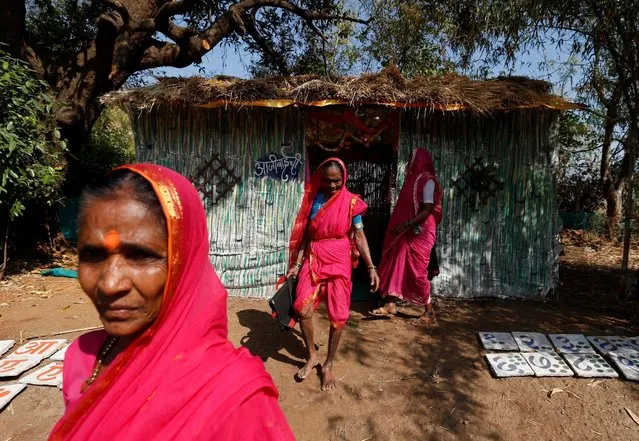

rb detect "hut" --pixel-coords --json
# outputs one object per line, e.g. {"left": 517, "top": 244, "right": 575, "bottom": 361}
{"left": 103, "top": 68, "right": 578, "bottom": 300}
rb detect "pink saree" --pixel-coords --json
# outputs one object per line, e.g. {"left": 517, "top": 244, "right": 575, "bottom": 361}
{"left": 49, "top": 164, "right": 295, "bottom": 441}
{"left": 289, "top": 158, "right": 367, "bottom": 329}
{"left": 378, "top": 148, "right": 443, "bottom": 306}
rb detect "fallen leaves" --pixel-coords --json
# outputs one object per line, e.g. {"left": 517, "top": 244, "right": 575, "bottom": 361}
{"left": 547, "top": 387, "right": 564, "bottom": 398}
{"left": 545, "top": 386, "right": 583, "bottom": 401}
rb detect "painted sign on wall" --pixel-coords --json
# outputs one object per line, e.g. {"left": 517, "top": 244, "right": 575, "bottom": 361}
{"left": 254, "top": 143, "right": 302, "bottom": 181}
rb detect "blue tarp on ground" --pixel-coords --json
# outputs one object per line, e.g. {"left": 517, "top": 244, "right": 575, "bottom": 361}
{"left": 41, "top": 268, "right": 78, "bottom": 278}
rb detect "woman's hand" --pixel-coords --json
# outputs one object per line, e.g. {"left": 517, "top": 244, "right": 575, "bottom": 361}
{"left": 391, "top": 221, "right": 410, "bottom": 235}
{"left": 286, "top": 264, "right": 301, "bottom": 279}
{"left": 369, "top": 268, "right": 380, "bottom": 292}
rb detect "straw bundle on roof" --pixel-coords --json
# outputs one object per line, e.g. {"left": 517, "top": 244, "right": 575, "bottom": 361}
{"left": 103, "top": 66, "right": 577, "bottom": 113}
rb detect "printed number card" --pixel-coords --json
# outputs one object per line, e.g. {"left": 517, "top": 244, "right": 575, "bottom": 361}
{"left": 0, "top": 340, "right": 15, "bottom": 357}
{"left": 485, "top": 353, "right": 534, "bottom": 378}
{"left": 8, "top": 339, "right": 67, "bottom": 359}
{"left": 49, "top": 344, "right": 69, "bottom": 361}
{"left": 562, "top": 353, "right": 618, "bottom": 378}
{"left": 19, "top": 362, "right": 64, "bottom": 387}
{"left": 607, "top": 353, "right": 639, "bottom": 381}
{"left": 0, "top": 383, "right": 26, "bottom": 411}
{"left": 513, "top": 332, "right": 554, "bottom": 352}
{"left": 622, "top": 337, "right": 639, "bottom": 352}
{"left": 522, "top": 352, "right": 574, "bottom": 377}
{"left": 479, "top": 332, "right": 518, "bottom": 351}
{"left": 549, "top": 334, "right": 596, "bottom": 354}
{"left": 587, "top": 336, "right": 639, "bottom": 357}
{"left": 0, "top": 355, "right": 43, "bottom": 378}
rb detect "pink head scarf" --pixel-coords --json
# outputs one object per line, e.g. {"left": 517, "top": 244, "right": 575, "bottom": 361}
{"left": 49, "top": 164, "right": 280, "bottom": 441}
{"left": 384, "top": 148, "right": 442, "bottom": 249}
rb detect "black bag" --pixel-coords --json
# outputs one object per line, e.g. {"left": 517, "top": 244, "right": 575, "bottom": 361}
{"left": 427, "top": 243, "right": 439, "bottom": 280}
{"left": 269, "top": 277, "right": 297, "bottom": 330}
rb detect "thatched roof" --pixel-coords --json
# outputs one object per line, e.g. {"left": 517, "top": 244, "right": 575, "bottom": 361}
{"left": 103, "top": 67, "right": 579, "bottom": 113}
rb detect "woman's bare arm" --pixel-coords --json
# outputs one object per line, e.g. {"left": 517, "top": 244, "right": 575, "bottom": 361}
{"left": 393, "top": 203, "right": 434, "bottom": 234}
{"left": 354, "top": 229, "right": 380, "bottom": 292}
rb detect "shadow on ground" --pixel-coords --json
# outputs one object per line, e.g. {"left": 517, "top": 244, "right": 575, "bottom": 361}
{"left": 236, "top": 309, "right": 307, "bottom": 369}
{"left": 233, "top": 283, "right": 639, "bottom": 441}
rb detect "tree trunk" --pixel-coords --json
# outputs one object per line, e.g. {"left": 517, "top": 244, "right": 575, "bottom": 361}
{"left": 621, "top": 141, "right": 635, "bottom": 271}
{"left": 0, "top": 211, "right": 10, "bottom": 280}
{"left": 53, "top": 35, "right": 132, "bottom": 145}
{"left": 0, "top": 0, "right": 26, "bottom": 58}
{"left": 603, "top": 181, "right": 623, "bottom": 238}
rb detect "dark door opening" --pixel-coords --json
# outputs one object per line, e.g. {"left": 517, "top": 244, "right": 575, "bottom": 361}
{"left": 304, "top": 107, "right": 399, "bottom": 300}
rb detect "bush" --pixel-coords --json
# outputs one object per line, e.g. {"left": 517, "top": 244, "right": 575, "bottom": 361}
{"left": 63, "top": 106, "right": 135, "bottom": 196}
{"left": 0, "top": 48, "right": 66, "bottom": 276}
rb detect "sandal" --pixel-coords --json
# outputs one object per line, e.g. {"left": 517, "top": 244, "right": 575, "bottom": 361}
{"left": 410, "top": 312, "right": 438, "bottom": 328}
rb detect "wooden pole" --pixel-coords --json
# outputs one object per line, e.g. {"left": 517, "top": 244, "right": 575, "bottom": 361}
{"left": 26, "top": 325, "right": 103, "bottom": 340}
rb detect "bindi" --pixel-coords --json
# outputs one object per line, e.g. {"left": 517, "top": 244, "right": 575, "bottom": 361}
{"left": 103, "top": 229, "right": 121, "bottom": 251}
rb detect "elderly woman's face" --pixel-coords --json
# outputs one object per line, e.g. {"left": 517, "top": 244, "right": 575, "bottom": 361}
{"left": 321, "top": 165, "right": 343, "bottom": 197}
{"left": 77, "top": 193, "right": 168, "bottom": 337}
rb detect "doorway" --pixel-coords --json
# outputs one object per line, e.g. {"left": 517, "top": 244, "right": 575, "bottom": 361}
{"left": 304, "top": 106, "right": 399, "bottom": 299}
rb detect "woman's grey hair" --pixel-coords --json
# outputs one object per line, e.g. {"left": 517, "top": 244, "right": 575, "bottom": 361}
{"left": 321, "top": 160, "right": 344, "bottom": 175}
{"left": 78, "top": 169, "right": 167, "bottom": 237}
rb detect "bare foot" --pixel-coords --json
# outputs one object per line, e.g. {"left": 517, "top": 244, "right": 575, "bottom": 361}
{"left": 321, "top": 363, "right": 337, "bottom": 391}
{"left": 410, "top": 313, "right": 438, "bottom": 328}
{"left": 370, "top": 305, "right": 397, "bottom": 316}
{"left": 295, "top": 355, "right": 319, "bottom": 381}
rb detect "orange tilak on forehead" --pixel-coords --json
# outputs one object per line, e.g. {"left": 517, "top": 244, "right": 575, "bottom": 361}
{"left": 103, "top": 229, "right": 121, "bottom": 251}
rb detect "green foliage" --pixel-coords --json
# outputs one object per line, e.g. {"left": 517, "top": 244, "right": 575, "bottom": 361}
{"left": 0, "top": 48, "right": 65, "bottom": 220}
{"left": 555, "top": 112, "right": 603, "bottom": 212}
{"left": 359, "top": 0, "right": 457, "bottom": 76}
{"left": 25, "top": 0, "right": 104, "bottom": 65}
{"left": 246, "top": 0, "right": 459, "bottom": 77}
{"left": 65, "top": 106, "right": 135, "bottom": 194}
{"left": 247, "top": 1, "right": 366, "bottom": 77}
{"left": 356, "top": 0, "right": 637, "bottom": 226}
{"left": 89, "top": 106, "right": 135, "bottom": 168}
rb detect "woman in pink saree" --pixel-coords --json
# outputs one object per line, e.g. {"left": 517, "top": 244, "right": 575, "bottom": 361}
{"left": 286, "top": 158, "right": 379, "bottom": 391}
{"left": 373, "top": 148, "right": 443, "bottom": 327}
{"left": 49, "top": 165, "right": 294, "bottom": 441}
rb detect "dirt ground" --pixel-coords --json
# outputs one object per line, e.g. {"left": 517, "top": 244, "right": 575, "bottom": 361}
{"left": 1, "top": 242, "right": 639, "bottom": 441}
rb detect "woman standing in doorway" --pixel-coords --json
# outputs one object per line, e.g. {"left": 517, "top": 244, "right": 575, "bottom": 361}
{"left": 287, "top": 158, "right": 379, "bottom": 391}
{"left": 373, "top": 148, "right": 442, "bottom": 327}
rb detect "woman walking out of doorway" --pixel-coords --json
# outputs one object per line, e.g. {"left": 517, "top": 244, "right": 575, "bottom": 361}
{"left": 373, "top": 148, "right": 442, "bottom": 327}
{"left": 287, "top": 158, "right": 379, "bottom": 391}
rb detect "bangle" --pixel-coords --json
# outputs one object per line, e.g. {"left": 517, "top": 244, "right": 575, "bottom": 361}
{"left": 368, "top": 265, "right": 377, "bottom": 272}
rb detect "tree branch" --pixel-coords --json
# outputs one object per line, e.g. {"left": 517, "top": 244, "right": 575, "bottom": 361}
{"left": 591, "top": 4, "right": 638, "bottom": 123}
{"left": 244, "top": 10, "right": 290, "bottom": 75}
{"left": 154, "top": 0, "right": 198, "bottom": 43}
{"left": 581, "top": 105, "right": 619, "bottom": 123}
{"left": 534, "top": 23, "right": 591, "bottom": 39}
{"left": 572, "top": 144, "right": 604, "bottom": 154}
{"left": 136, "top": 0, "right": 367, "bottom": 71}
{"left": 102, "top": 0, "right": 130, "bottom": 24}
{"left": 155, "top": 0, "right": 198, "bottom": 23}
